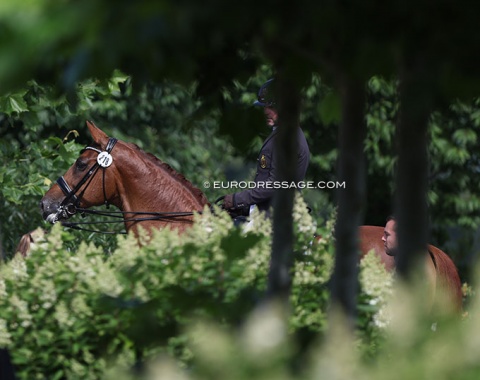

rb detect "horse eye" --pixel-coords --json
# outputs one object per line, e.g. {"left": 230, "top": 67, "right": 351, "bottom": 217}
{"left": 75, "top": 159, "right": 88, "bottom": 171}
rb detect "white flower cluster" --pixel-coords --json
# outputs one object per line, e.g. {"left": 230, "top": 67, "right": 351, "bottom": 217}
{"left": 9, "top": 295, "right": 33, "bottom": 329}
{"left": 292, "top": 193, "right": 317, "bottom": 236}
{"left": 54, "top": 301, "right": 75, "bottom": 327}
{"left": 292, "top": 195, "right": 334, "bottom": 288}
{"left": 36, "top": 278, "right": 58, "bottom": 309}
{"left": 188, "top": 205, "right": 234, "bottom": 242}
{"left": 5, "top": 256, "right": 28, "bottom": 280}
{"left": 75, "top": 242, "right": 125, "bottom": 298}
{"left": 0, "top": 280, "right": 7, "bottom": 298}
{"left": 0, "top": 318, "right": 12, "bottom": 346}
{"left": 359, "top": 250, "right": 394, "bottom": 328}
{"left": 241, "top": 206, "right": 271, "bottom": 236}
{"left": 0, "top": 200, "right": 337, "bottom": 376}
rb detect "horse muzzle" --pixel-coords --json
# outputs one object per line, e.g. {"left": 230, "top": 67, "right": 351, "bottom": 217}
{"left": 40, "top": 199, "right": 77, "bottom": 224}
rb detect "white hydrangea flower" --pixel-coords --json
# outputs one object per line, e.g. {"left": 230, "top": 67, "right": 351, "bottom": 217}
{"left": 38, "top": 280, "right": 58, "bottom": 306}
{"left": 71, "top": 296, "right": 93, "bottom": 318}
{"left": 0, "top": 280, "right": 7, "bottom": 298}
{"left": 9, "top": 256, "right": 28, "bottom": 280}
{"left": 95, "top": 268, "right": 124, "bottom": 298}
{"left": 54, "top": 301, "right": 75, "bottom": 327}
{"left": 0, "top": 319, "right": 12, "bottom": 346}
{"left": 293, "top": 193, "right": 317, "bottom": 236}
{"left": 359, "top": 250, "right": 394, "bottom": 329}
{"left": 9, "top": 295, "right": 32, "bottom": 328}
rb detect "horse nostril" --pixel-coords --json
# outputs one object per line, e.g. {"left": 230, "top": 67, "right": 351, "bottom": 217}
{"left": 40, "top": 199, "right": 50, "bottom": 213}
{"left": 40, "top": 199, "right": 56, "bottom": 219}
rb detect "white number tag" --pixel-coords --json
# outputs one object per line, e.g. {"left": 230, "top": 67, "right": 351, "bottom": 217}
{"left": 97, "top": 151, "right": 113, "bottom": 168}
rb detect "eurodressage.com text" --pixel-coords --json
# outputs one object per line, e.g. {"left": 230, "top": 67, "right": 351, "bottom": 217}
{"left": 209, "top": 181, "right": 346, "bottom": 190}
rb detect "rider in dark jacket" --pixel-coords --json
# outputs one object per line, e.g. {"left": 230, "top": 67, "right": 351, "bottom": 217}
{"left": 223, "top": 79, "right": 310, "bottom": 216}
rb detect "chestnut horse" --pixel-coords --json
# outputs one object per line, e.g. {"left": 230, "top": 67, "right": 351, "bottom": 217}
{"left": 39, "top": 121, "right": 462, "bottom": 312}
{"left": 40, "top": 121, "right": 209, "bottom": 235}
{"left": 359, "top": 225, "right": 463, "bottom": 312}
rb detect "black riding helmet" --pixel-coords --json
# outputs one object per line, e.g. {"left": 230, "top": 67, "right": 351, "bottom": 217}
{"left": 253, "top": 79, "right": 275, "bottom": 107}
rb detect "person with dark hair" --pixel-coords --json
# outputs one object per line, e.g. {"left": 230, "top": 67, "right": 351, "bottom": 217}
{"left": 382, "top": 215, "right": 398, "bottom": 257}
{"left": 222, "top": 79, "right": 310, "bottom": 217}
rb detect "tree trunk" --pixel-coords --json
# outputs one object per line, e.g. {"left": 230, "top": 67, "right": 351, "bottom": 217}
{"left": 395, "top": 55, "right": 432, "bottom": 278}
{"left": 330, "top": 75, "right": 367, "bottom": 328}
{"left": 266, "top": 74, "right": 302, "bottom": 304}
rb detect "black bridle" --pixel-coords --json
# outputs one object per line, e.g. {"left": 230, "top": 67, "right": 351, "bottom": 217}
{"left": 52, "top": 137, "right": 118, "bottom": 223}
{"left": 51, "top": 137, "right": 208, "bottom": 234}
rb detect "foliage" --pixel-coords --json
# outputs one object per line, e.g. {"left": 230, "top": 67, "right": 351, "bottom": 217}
{"left": 0, "top": 131, "right": 82, "bottom": 256}
{"left": 3, "top": 69, "right": 479, "bottom": 267}
{"left": 304, "top": 75, "right": 480, "bottom": 230}
{"left": 0, "top": 76, "right": 244, "bottom": 257}
{"left": 0, "top": 196, "right": 334, "bottom": 379}
{"left": 363, "top": 78, "right": 480, "bottom": 231}
{"left": 0, "top": 69, "right": 335, "bottom": 259}
{"left": 302, "top": 75, "right": 480, "bottom": 281}
{"left": 289, "top": 202, "right": 334, "bottom": 334}
{"left": 356, "top": 250, "right": 394, "bottom": 359}
{"left": 429, "top": 100, "right": 480, "bottom": 229}
{"left": 0, "top": 2, "right": 479, "bottom": 377}
{"left": 360, "top": 78, "right": 480, "bottom": 278}
{"left": 2, "top": 211, "right": 478, "bottom": 380}
{"left": 123, "top": 281, "right": 480, "bottom": 380}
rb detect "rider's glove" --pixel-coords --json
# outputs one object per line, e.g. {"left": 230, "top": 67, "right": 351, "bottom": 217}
{"left": 223, "top": 194, "right": 235, "bottom": 209}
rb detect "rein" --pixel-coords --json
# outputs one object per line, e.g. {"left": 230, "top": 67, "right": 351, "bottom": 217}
{"left": 61, "top": 208, "right": 198, "bottom": 234}
{"left": 52, "top": 138, "right": 223, "bottom": 234}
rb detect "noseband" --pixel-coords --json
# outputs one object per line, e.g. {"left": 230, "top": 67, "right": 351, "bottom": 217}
{"left": 53, "top": 137, "right": 118, "bottom": 222}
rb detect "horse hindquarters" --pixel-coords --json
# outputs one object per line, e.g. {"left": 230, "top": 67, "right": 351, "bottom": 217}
{"left": 428, "top": 245, "right": 463, "bottom": 313}
{"left": 358, "top": 225, "right": 463, "bottom": 314}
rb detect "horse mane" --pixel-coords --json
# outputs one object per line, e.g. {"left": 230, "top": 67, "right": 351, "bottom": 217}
{"left": 127, "top": 142, "right": 210, "bottom": 206}
{"left": 428, "top": 245, "right": 463, "bottom": 312}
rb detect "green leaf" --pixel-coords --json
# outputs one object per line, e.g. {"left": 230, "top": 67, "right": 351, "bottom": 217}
{"left": 220, "top": 229, "right": 263, "bottom": 259}
{"left": 0, "top": 91, "right": 29, "bottom": 115}
{"left": 318, "top": 91, "right": 341, "bottom": 125}
{"left": 452, "top": 128, "right": 477, "bottom": 145}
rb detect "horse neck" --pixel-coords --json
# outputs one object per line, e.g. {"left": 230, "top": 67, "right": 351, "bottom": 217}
{"left": 111, "top": 146, "right": 208, "bottom": 221}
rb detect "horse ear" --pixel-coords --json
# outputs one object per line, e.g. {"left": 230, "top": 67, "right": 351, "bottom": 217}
{"left": 86, "top": 121, "right": 109, "bottom": 146}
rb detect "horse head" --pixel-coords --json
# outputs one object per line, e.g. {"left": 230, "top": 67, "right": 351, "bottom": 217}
{"left": 40, "top": 121, "right": 209, "bottom": 234}
{"left": 40, "top": 121, "right": 120, "bottom": 224}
